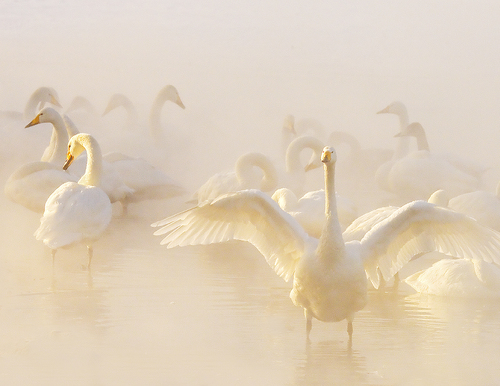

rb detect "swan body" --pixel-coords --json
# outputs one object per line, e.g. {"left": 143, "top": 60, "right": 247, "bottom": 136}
{"left": 35, "top": 133, "right": 112, "bottom": 267}
{"left": 103, "top": 152, "right": 185, "bottom": 207}
{"left": 152, "top": 146, "right": 500, "bottom": 339}
{"left": 383, "top": 122, "right": 480, "bottom": 201}
{"left": 272, "top": 188, "right": 357, "bottom": 236}
{"left": 5, "top": 108, "right": 76, "bottom": 213}
{"left": 405, "top": 258, "right": 500, "bottom": 297}
{"left": 193, "top": 152, "right": 279, "bottom": 204}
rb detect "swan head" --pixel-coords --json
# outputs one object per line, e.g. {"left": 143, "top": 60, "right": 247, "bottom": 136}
{"left": 157, "top": 85, "right": 185, "bottom": 109}
{"left": 321, "top": 146, "right": 337, "bottom": 164}
{"left": 63, "top": 134, "right": 87, "bottom": 170}
{"left": 282, "top": 114, "right": 296, "bottom": 135}
{"left": 34, "top": 87, "right": 62, "bottom": 109}
{"left": 25, "top": 107, "right": 61, "bottom": 128}
{"left": 377, "top": 101, "right": 407, "bottom": 116}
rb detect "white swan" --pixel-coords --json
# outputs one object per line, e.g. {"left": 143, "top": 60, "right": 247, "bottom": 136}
{"left": 149, "top": 85, "right": 185, "bottom": 143}
{"left": 272, "top": 188, "right": 357, "bottom": 236}
{"left": 5, "top": 108, "right": 76, "bottom": 213}
{"left": 0, "top": 87, "right": 62, "bottom": 122}
{"left": 23, "top": 108, "right": 134, "bottom": 207}
{"left": 387, "top": 122, "right": 480, "bottom": 201}
{"left": 192, "top": 152, "right": 279, "bottom": 204}
{"left": 35, "top": 133, "right": 112, "bottom": 268}
{"left": 405, "top": 258, "right": 500, "bottom": 297}
{"left": 152, "top": 146, "right": 500, "bottom": 340}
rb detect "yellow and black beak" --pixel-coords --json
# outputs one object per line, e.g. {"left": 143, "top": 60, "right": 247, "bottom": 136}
{"left": 63, "top": 153, "right": 74, "bottom": 170}
{"left": 321, "top": 149, "right": 332, "bottom": 163}
{"left": 25, "top": 114, "right": 40, "bottom": 128}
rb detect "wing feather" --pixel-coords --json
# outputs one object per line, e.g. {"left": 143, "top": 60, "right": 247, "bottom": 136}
{"left": 152, "top": 189, "right": 312, "bottom": 281}
{"left": 360, "top": 200, "right": 500, "bottom": 287}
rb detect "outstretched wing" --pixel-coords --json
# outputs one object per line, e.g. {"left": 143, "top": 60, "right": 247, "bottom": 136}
{"left": 342, "top": 205, "right": 399, "bottom": 242}
{"left": 152, "top": 189, "right": 314, "bottom": 281}
{"left": 359, "top": 200, "right": 500, "bottom": 288}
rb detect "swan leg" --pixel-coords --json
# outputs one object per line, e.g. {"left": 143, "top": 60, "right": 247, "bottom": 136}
{"left": 51, "top": 249, "right": 56, "bottom": 267}
{"left": 305, "top": 308, "right": 313, "bottom": 340}
{"left": 87, "top": 245, "right": 93, "bottom": 270}
{"left": 346, "top": 315, "right": 354, "bottom": 346}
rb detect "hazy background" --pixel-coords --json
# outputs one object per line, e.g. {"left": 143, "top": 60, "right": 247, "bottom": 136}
{"left": 2, "top": 2, "right": 500, "bottom": 384}
{"left": 2, "top": 0, "right": 500, "bottom": 184}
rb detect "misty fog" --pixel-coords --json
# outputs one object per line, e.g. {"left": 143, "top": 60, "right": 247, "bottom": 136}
{"left": 2, "top": 1, "right": 500, "bottom": 385}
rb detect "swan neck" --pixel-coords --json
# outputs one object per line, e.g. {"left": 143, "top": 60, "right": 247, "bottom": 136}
{"left": 235, "top": 153, "right": 278, "bottom": 192}
{"left": 318, "top": 161, "right": 344, "bottom": 256}
{"left": 286, "top": 136, "right": 324, "bottom": 172}
{"left": 414, "top": 129, "right": 430, "bottom": 151}
{"left": 329, "top": 131, "right": 361, "bottom": 157}
{"left": 46, "top": 113, "right": 70, "bottom": 165}
{"left": 392, "top": 112, "right": 410, "bottom": 160}
{"left": 79, "top": 136, "right": 103, "bottom": 187}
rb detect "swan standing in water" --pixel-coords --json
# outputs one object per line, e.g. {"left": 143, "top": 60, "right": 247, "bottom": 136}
{"left": 35, "top": 133, "right": 112, "bottom": 268}
{"left": 5, "top": 108, "right": 76, "bottom": 213}
{"left": 192, "top": 152, "right": 279, "bottom": 204}
{"left": 152, "top": 146, "right": 500, "bottom": 341}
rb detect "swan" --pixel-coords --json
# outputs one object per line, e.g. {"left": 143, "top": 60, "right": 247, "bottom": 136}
{"left": 0, "top": 87, "right": 62, "bottom": 122}
{"left": 35, "top": 133, "right": 112, "bottom": 268}
{"left": 387, "top": 122, "right": 480, "bottom": 201}
{"left": 192, "top": 152, "right": 279, "bottom": 204}
{"left": 65, "top": 95, "right": 102, "bottom": 132}
{"left": 5, "top": 108, "right": 76, "bottom": 213}
{"left": 152, "top": 146, "right": 500, "bottom": 340}
{"left": 23, "top": 108, "right": 135, "bottom": 207}
{"left": 149, "top": 85, "right": 185, "bottom": 143}
{"left": 272, "top": 188, "right": 357, "bottom": 236}
{"left": 281, "top": 114, "right": 296, "bottom": 160}
{"left": 405, "top": 258, "right": 500, "bottom": 297}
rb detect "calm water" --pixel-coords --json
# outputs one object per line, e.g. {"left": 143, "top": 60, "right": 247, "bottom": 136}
{"left": 1, "top": 195, "right": 500, "bottom": 386}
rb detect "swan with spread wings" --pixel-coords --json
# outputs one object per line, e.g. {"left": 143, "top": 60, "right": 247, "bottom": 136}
{"left": 152, "top": 146, "right": 500, "bottom": 341}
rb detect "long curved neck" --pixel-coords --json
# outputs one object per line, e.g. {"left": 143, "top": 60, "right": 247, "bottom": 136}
{"left": 393, "top": 110, "right": 410, "bottom": 160}
{"left": 78, "top": 136, "right": 103, "bottom": 187}
{"left": 318, "top": 160, "right": 345, "bottom": 258}
{"left": 286, "top": 136, "right": 324, "bottom": 172}
{"left": 149, "top": 93, "right": 170, "bottom": 142}
{"left": 43, "top": 113, "right": 70, "bottom": 165}
{"left": 235, "top": 153, "right": 278, "bottom": 192}
{"left": 412, "top": 127, "right": 430, "bottom": 151}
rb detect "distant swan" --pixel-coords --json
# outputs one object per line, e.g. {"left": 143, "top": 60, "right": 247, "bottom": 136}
{"left": 149, "top": 85, "right": 185, "bottom": 142}
{"left": 405, "top": 258, "right": 500, "bottom": 297}
{"left": 35, "top": 133, "right": 112, "bottom": 268}
{"left": 152, "top": 146, "right": 500, "bottom": 340}
{"left": 102, "top": 93, "right": 139, "bottom": 130}
{"left": 5, "top": 108, "right": 75, "bottom": 213}
{"left": 0, "top": 87, "right": 62, "bottom": 122}
{"left": 192, "top": 152, "right": 278, "bottom": 204}
{"left": 386, "top": 122, "right": 480, "bottom": 201}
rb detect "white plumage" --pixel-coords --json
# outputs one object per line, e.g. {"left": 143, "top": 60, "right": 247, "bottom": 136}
{"left": 152, "top": 146, "right": 500, "bottom": 340}
{"left": 35, "top": 133, "right": 112, "bottom": 267}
